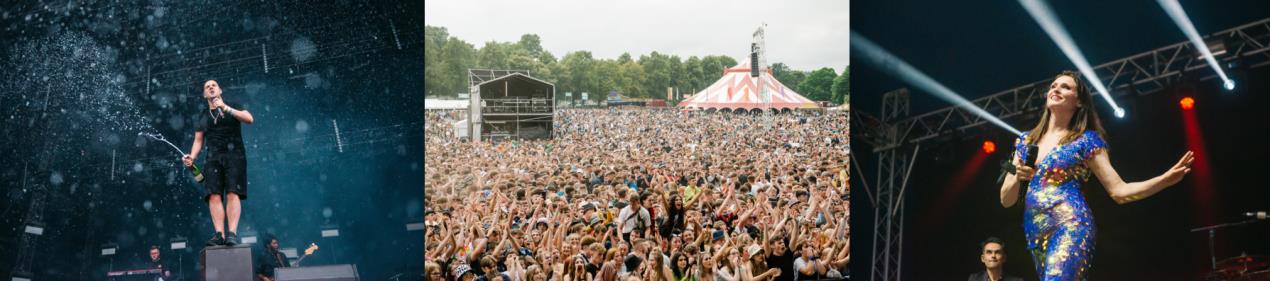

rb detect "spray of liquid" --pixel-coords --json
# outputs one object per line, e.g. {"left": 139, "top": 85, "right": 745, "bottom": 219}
{"left": 139, "top": 132, "right": 187, "bottom": 156}
{"left": 140, "top": 132, "right": 204, "bottom": 182}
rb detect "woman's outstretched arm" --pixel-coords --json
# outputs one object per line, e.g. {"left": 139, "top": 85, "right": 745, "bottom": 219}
{"left": 1090, "top": 150, "right": 1193, "bottom": 204}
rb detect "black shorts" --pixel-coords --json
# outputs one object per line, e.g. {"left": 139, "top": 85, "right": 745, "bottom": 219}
{"left": 203, "top": 153, "right": 247, "bottom": 201}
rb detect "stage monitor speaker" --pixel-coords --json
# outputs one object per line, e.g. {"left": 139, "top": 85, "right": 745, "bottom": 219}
{"left": 199, "top": 245, "right": 253, "bottom": 281}
{"left": 276, "top": 264, "right": 360, "bottom": 281}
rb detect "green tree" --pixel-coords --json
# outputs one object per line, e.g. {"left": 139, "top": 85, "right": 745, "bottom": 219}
{"left": 684, "top": 56, "right": 704, "bottom": 93}
{"left": 594, "top": 59, "right": 621, "bottom": 99}
{"left": 425, "top": 26, "right": 476, "bottom": 97}
{"left": 699, "top": 55, "right": 737, "bottom": 80}
{"left": 799, "top": 67, "right": 837, "bottom": 102}
{"left": 617, "top": 52, "right": 633, "bottom": 64}
{"left": 771, "top": 62, "right": 807, "bottom": 91}
{"left": 830, "top": 66, "right": 849, "bottom": 105}
{"left": 559, "top": 51, "right": 597, "bottom": 98}
{"left": 668, "top": 55, "right": 684, "bottom": 99}
{"left": 616, "top": 60, "right": 646, "bottom": 99}
{"left": 639, "top": 52, "right": 677, "bottom": 99}
{"left": 517, "top": 34, "right": 544, "bottom": 58}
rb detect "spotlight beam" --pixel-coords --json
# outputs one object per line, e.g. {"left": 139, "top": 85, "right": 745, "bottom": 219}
{"left": 851, "top": 32, "right": 1023, "bottom": 136}
{"left": 1157, "top": 0, "right": 1235, "bottom": 90}
{"left": 1018, "top": 0, "right": 1125, "bottom": 117}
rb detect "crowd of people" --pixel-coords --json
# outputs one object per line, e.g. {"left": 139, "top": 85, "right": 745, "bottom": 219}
{"left": 425, "top": 107, "right": 851, "bottom": 281}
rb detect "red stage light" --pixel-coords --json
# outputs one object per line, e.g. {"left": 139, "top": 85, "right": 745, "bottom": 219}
{"left": 982, "top": 140, "right": 996, "bottom": 154}
{"left": 1180, "top": 97, "right": 1195, "bottom": 110}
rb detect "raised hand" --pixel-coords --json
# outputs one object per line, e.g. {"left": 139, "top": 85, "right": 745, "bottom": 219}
{"left": 1159, "top": 151, "right": 1195, "bottom": 187}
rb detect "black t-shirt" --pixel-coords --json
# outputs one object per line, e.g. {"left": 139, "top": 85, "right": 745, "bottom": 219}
{"left": 149, "top": 259, "right": 166, "bottom": 273}
{"left": 768, "top": 247, "right": 797, "bottom": 281}
{"left": 256, "top": 249, "right": 291, "bottom": 278}
{"left": 195, "top": 101, "right": 247, "bottom": 158}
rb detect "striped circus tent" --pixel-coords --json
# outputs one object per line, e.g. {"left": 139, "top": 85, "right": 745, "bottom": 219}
{"left": 678, "top": 60, "right": 819, "bottom": 111}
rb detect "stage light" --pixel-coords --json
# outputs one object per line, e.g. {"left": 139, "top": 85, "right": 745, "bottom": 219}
{"left": 23, "top": 222, "right": 43, "bottom": 236}
{"left": 10, "top": 271, "right": 32, "bottom": 281}
{"left": 982, "top": 141, "right": 997, "bottom": 154}
{"left": 1180, "top": 97, "right": 1195, "bottom": 110}
{"left": 1157, "top": 0, "right": 1235, "bottom": 92}
{"left": 851, "top": 31, "right": 1023, "bottom": 135}
{"left": 100, "top": 243, "right": 118, "bottom": 256}
{"left": 170, "top": 237, "right": 187, "bottom": 250}
{"left": 240, "top": 230, "right": 258, "bottom": 245}
{"left": 321, "top": 226, "right": 341, "bottom": 238}
{"left": 1019, "top": 0, "right": 1126, "bottom": 117}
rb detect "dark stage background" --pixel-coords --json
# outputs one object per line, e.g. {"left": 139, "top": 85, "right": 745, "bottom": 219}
{"left": 0, "top": 1, "right": 425, "bottom": 280}
{"left": 850, "top": 0, "right": 1270, "bottom": 280}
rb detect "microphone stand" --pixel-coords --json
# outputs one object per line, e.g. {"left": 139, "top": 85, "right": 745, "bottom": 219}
{"left": 1190, "top": 219, "right": 1262, "bottom": 270}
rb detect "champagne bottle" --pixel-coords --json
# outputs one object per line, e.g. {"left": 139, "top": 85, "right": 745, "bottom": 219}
{"left": 188, "top": 163, "right": 205, "bottom": 182}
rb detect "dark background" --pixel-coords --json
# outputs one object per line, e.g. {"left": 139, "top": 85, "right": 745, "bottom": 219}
{"left": 850, "top": 0, "right": 1270, "bottom": 280}
{"left": 0, "top": 0, "right": 424, "bottom": 280}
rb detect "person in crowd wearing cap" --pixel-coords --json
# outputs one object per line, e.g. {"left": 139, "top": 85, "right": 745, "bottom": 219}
{"left": 967, "top": 237, "right": 1022, "bottom": 281}
{"left": 747, "top": 244, "right": 783, "bottom": 281}
{"left": 454, "top": 264, "right": 477, "bottom": 281}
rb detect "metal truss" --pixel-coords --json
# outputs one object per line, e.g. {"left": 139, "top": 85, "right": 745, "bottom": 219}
{"left": 874, "top": 17, "right": 1270, "bottom": 150}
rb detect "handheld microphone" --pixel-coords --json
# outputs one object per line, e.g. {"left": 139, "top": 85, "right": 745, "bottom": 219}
{"left": 1246, "top": 211, "right": 1267, "bottom": 220}
{"left": 1025, "top": 144, "right": 1039, "bottom": 168}
{"left": 997, "top": 144, "right": 1041, "bottom": 184}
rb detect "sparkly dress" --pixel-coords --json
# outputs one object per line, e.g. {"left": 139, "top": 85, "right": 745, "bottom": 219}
{"left": 1014, "top": 130, "right": 1106, "bottom": 281}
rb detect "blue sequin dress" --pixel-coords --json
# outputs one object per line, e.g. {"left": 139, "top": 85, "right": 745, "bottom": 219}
{"left": 1014, "top": 130, "right": 1106, "bottom": 281}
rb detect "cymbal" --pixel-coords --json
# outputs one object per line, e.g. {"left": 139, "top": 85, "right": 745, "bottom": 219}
{"left": 1217, "top": 255, "right": 1269, "bottom": 270}
{"left": 1212, "top": 255, "right": 1270, "bottom": 280}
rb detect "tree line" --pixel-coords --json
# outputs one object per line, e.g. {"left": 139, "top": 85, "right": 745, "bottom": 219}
{"left": 425, "top": 25, "right": 847, "bottom": 105}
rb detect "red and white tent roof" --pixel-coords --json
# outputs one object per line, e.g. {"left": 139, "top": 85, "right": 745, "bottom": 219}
{"left": 678, "top": 60, "right": 819, "bottom": 110}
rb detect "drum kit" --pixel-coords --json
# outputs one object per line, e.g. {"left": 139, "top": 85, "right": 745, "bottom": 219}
{"left": 1207, "top": 254, "right": 1270, "bottom": 281}
{"left": 1198, "top": 212, "right": 1268, "bottom": 281}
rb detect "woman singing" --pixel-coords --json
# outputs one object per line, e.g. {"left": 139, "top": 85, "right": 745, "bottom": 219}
{"left": 998, "top": 70, "right": 1195, "bottom": 280}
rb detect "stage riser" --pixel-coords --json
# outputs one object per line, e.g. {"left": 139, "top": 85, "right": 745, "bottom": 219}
{"left": 276, "top": 264, "right": 360, "bottom": 281}
{"left": 199, "top": 245, "right": 254, "bottom": 281}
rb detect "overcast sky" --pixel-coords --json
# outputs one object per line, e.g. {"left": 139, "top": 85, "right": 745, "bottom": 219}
{"left": 425, "top": 0, "right": 848, "bottom": 72}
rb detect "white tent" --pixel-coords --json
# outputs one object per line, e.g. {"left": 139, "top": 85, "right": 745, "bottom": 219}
{"left": 678, "top": 60, "right": 819, "bottom": 111}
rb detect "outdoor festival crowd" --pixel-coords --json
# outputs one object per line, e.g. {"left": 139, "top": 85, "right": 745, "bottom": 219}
{"left": 425, "top": 107, "right": 851, "bottom": 281}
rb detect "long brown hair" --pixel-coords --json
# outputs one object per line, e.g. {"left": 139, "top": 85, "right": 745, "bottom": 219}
{"left": 1026, "top": 70, "right": 1108, "bottom": 146}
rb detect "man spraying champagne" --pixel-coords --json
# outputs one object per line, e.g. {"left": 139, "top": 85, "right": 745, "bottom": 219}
{"left": 183, "top": 79, "right": 254, "bottom": 246}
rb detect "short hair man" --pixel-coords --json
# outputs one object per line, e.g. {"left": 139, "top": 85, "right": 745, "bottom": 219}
{"left": 967, "top": 237, "right": 1021, "bottom": 281}
{"left": 184, "top": 79, "right": 255, "bottom": 247}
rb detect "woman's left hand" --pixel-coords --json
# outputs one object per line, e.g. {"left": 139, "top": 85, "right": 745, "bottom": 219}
{"left": 1160, "top": 151, "right": 1195, "bottom": 187}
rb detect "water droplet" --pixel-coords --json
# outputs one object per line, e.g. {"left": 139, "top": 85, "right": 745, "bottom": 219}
{"left": 295, "top": 120, "right": 309, "bottom": 133}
